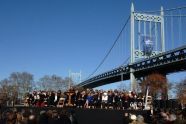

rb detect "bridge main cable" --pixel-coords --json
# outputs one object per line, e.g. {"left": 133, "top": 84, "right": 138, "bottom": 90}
{"left": 84, "top": 15, "right": 131, "bottom": 80}
{"left": 137, "top": 5, "right": 186, "bottom": 13}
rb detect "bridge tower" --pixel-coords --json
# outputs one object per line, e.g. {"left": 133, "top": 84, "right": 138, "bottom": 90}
{"left": 130, "top": 3, "right": 165, "bottom": 91}
{"left": 69, "top": 70, "right": 82, "bottom": 89}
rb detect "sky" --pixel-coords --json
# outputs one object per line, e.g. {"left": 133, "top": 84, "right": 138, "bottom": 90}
{"left": 0, "top": 0, "right": 186, "bottom": 90}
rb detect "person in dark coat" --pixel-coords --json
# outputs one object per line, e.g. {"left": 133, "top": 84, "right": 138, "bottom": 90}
{"left": 107, "top": 90, "right": 114, "bottom": 109}
{"left": 58, "top": 110, "right": 71, "bottom": 124}
{"left": 74, "top": 90, "right": 80, "bottom": 108}
{"left": 48, "top": 92, "right": 55, "bottom": 106}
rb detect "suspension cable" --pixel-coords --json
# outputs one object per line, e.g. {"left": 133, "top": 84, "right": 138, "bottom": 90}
{"left": 164, "top": 15, "right": 186, "bottom": 17}
{"left": 85, "top": 15, "right": 131, "bottom": 80}
{"left": 136, "top": 5, "right": 186, "bottom": 13}
{"left": 120, "top": 56, "right": 130, "bottom": 66}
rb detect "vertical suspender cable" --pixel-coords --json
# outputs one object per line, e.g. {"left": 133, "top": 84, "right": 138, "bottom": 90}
{"left": 121, "top": 29, "right": 124, "bottom": 63}
{"left": 144, "top": 21, "right": 146, "bottom": 36}
{"left": 124, "top": 23, "right": 127, "bottom": 61}
{"left": 121, "top": 30, "right": 124, "bottom": 63}
{"left": 150, "top": 21, "right": 152, "bottom": 38}
{"left": 171, "top": 11, "right": 174, "bottom": 49}
{"left": 138, "top": 20, "right": 141, "bottom": 51}
{"left": 165, "top": 17, "right": 168, "bottom": 51}
{"left": 119, "top": 31, "right": 121, "bottom": 65}
{"left": 155, "top": 22, "right": 158, "bottom": 51}
{"left": 121, "top": 29, "right": 123, "bottom": 63}
{"left": 179, "top": 9, "right": 182, "bottom": 45}
{"left": 144, "top": 21, "right": 146, "bottom": 57}
{"left": 149, "top": 21, "right": 152, "bottom": 55}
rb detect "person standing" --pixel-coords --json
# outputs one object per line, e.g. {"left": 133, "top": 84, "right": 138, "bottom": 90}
{"left": 101, "top": 91, "right": 108, "bottom": 109}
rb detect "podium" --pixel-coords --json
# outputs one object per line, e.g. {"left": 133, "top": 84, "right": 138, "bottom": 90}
{"left": 66, "top": 91, "right": 74, "bottom": 106}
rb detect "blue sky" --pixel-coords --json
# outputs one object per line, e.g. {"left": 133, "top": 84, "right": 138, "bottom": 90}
{"left": 0, "top": 0, "right": 185, "bottom": 90}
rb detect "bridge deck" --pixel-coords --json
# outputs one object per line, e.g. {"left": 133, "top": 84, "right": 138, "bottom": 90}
{"left": 78, "top": 45, "right": 186, "bottom": 88}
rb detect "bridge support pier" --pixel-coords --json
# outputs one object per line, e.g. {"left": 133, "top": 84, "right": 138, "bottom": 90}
{"left": 130, "top": 68, "right": 136, "bottom": 91}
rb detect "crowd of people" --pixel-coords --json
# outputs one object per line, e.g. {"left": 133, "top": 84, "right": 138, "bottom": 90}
{"left": 150, "top": 108, "right": 186, "bottom": 124}
{"left": 0, "top": 108, "right": 77, "bottom": 124}
{"left": 0, "top": 87, "right": 186, "bottom": 124}
{"left": 24, "top": 87, "right": 145, "bottom": 110}
{"left": 0, "top": 105, "right": 185, "bottom": 124}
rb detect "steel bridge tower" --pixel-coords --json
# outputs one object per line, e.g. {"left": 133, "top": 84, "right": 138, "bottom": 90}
{"left": 130, "top": 3, "right": 165, "bottom": 91}
{"left": 69, "top": 70, "right": 82, "bottom": 89}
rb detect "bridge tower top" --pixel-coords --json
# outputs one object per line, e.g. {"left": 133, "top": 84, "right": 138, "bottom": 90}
{"left": 130, "top": 3, "right": 165, "bottom": 63}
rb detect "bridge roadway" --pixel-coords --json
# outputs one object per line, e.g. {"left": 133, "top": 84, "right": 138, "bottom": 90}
{"left": 78, "top": 45, "right": 186, "bottom": 88}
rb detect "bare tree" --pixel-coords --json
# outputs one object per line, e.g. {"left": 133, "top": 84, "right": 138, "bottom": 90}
{"left": 167, "top": 81, "right": 175, "bottom": 99}
{"left": 0, "top": 79, "right": 18, "bottom": 106}
{"left": 21, "top": 72, "right": 33, "bottom": 93}
{"left": 175, "top": 78, "right": 186, "bottom": 107}
{"left": 39, "top": 75, "right": 51, "bottom": 90}
{"left": 0, "top": 72, "right": 75, "bottom": 106}
{"left": 39, "top": 75, "right": 74, "bottom": 91}
{"left": 117, "top": 82, "right": 128, "bottom": 91}
{"left": 141, "top": 73, "right": 168, "bottom": 100}
{"left": 9, "top": 72, "right": 33, "bottom": 100}
{"left": 0, "top": 79, "right": 9, "bottom": 106}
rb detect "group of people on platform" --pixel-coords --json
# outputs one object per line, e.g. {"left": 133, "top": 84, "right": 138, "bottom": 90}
{"left": 24, "top": 87, "right": 146, "bottom": 110}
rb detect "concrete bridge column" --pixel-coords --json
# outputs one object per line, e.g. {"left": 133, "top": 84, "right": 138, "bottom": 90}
{"left": 130, "top": 3, "right": 136, "bottom": 91}
{"left": 130, "top": 68, "right": 136, "bottom": 91}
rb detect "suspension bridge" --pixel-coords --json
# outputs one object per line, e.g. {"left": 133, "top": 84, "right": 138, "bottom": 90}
{"left": 77, "top": 3, "right": 186, "bottom": 91}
